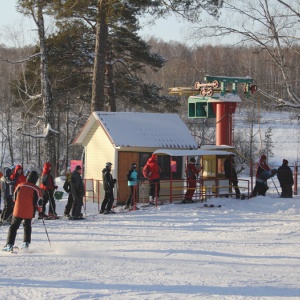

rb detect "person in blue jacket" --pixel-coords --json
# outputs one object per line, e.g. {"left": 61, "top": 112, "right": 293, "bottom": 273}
{"left": 251, "top": 169, "right": 277, "bottom": 197}
{"left": 124, "top": 163, "right": 139, "bottom": 209}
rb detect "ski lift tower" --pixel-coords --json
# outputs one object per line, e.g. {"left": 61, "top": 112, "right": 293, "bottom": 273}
{"left": 169, "top": 75, "right": 257, "bottom": 146}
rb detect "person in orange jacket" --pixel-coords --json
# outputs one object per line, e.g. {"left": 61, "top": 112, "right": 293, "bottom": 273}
{"left": 40, "top": 162, "right": 58, "bottom": 219}
{"left": 9, "top": 165, "right": 26, "bottom": 192}
{"left": 142, "top": 154, "right": 161, "bottom": 204}
{"left": 2, "top": 171, "right": 43, "bottom": 251}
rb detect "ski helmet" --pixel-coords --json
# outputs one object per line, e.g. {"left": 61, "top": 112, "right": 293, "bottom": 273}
{"left": 26, "top": 171, "right": 39, "bottom": 185}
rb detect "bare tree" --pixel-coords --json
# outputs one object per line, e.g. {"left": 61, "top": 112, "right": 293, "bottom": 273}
{"left": 190, "top": 0, "right": 300, "bottom": 111}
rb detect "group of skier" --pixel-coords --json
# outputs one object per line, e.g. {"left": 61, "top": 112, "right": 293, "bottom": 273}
{"left": 1, "top": 162, "right": 85, "bottom": 252}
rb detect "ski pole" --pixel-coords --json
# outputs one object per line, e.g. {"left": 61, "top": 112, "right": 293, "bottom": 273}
{"left": 271, "top": 177, "right": 280, "bottom": 196}
{"left": 41, "top": 217, "right": 51, "bottom": 247}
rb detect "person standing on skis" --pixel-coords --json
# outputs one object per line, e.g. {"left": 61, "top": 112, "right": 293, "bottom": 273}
{"left": 224, "top": 155, "right": 241, "bottom": 199}
{"left": 252, "top": 169, "right": 277, "bottom": 197}
{"left": 63, "top": 170, "right": 74, "bottom": 217}
{"left": 182, "top": 157, "right": 201, "bottom": 203}
{"left": 0, "top": 168, "right": 14, "bottom": 225}
{"left": 142, "top": 154, "right": 161, "bottom": 204}
{"left": 124, "top": 163, "right": 139, "bottom": 209}
{"left": 2, "top": 171, "right": 43, "bottom": 252}
{"left": 40, "top": 162, "right": 58, "bottom": 219}
{"left": 277, "top": 159, "right": 294, "bottom": 198}
{"left": 99, "top": 162, "right": 117, "bottom": 214}
{"left": 69, "top": 165, "right": 85, "bottom": 220}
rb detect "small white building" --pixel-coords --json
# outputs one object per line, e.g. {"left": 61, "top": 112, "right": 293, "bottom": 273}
{"left": 73, "top": 111, "right": 198, "bottom": 202}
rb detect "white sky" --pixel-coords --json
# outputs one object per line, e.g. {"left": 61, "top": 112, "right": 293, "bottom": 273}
{"left": 0, "top": 0, "right": 191, "bottom": 46}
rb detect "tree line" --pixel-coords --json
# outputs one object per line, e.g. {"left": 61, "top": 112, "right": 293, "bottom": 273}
{"left": 1, "top": 0, "right": 299, "bottom": 173}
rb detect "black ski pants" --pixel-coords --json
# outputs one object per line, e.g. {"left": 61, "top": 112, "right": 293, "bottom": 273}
{"left": 100, "top": 189, "right": 114, "bottom": 212}
{"left": 71, "top": 193, "right": 83, "bottom": 217}
{"left": 7, "top": 217, "right": 32, "bottom": 245}
{"left": 64, "top": 193, "right": 74, "bottom": 215}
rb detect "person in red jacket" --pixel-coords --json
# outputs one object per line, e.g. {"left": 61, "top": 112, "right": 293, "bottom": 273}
{"left": 142, "top": 154, "right": 161, "bottom": 204}
{"left": 40, "top": 162, "right": 58, "bottom": 219}
{"left": 9, "top": 165, "right": 26, "bottom": 192}
{"left": 182, "top": 157, "right": 201, "bottom": 203}
{"left": 2, "top": 171, "right": 43, "bottom": 252}
{"left": 256, "top": 154, "right": 270, "bottom": 178}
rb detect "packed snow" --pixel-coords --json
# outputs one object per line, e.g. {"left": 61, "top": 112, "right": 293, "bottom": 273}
{"left": 0, "top": 175, "right": 299, "bottom": 300}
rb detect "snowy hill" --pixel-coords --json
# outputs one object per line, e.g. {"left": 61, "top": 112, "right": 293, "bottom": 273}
{"left": 0, "top": 186, "right": 299, "bottom": 299}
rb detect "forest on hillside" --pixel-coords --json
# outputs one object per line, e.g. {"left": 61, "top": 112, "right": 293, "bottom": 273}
{"left": 0, "top": 0, "right": 299, "bottom": 173}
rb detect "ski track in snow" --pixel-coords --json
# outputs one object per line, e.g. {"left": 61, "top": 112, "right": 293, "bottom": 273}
{"left": 0, "top": 182, "right": 300, "bottom": 300}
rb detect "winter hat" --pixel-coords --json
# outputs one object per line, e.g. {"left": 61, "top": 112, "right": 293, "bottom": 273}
{"left": 283, "top": 159, "right": 288, "bottom": 165}
{"left": 4, "top": 168, "right": 12, "bottom": 178}
{"left": 75, "top": 165, "right": 82, "bottom": 171}
{"left": 106, "top": 162, "right": 113, "bottom": 167}
{"left": 26, "top": 171, "right": 39, "bottom": 185}
{"left": 261, "top": 154, "right": 267, "bottom": 160}
{"left": 190, "top": 157, "right": 196, "bottom": 162}
{"left": 131, "top": 163, "right": 137, "bottom": 168}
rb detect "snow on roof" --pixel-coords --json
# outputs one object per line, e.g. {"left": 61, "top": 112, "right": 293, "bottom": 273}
{"left": 154, "top": 149, "right": 235, "bottom": 156}
{"left": 74, "top": 112, "right": 198, "bottom": 149}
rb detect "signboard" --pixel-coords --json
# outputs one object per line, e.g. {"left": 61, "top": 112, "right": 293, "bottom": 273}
{"left": 70, "top": 160, "right": 82, "bottom": 172}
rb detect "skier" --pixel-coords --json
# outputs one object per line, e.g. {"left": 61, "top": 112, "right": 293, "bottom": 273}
{"left": 256, "top": 154, "right": 270, "bottom": 178}
{"left": 2, "top": 171, "right": 43, "bottom": 252}
{"left": 182, "top": 157, "right": 201, "bottom": 203}
{"left": 251, "top": 169, "right": 277, "bottom": 197}
{"left": 142, "top": 154, "right": 160, "bottom": 204}
{"left": 40, "top": 162, "right": 58, "bottom": 219}
{"left": 99, "top": 162, "right": 117, "bottom": 214}
{"left": 224, "top": 155, "right": 241, "bottom": 199}
{"left": 124, "top": 163, "right": 139, "bottom": 209}
{"left": 69, "top": 165, "right": 85, "bottom": 220}
{"left": 63, "top": 170, "right": 74, "bottom": 217}
{"left": 9, "top": 165, "right": 26, "bottom": 192}
{"left": 0, "top": 168, "right": 14, "bottom": 225}
{"left": 277, "top": 159, "right": 294, "bottom": 198}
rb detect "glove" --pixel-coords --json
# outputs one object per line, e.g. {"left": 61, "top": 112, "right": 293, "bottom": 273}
{"left": 113, "top": 179, "right": 117, "bottom": 184}
{"left": 54, "top": 185, "right": 58, "bottom": 189}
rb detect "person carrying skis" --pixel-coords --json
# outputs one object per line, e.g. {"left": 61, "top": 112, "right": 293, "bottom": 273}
{"left": 256, "top": 154, "right": 270, "bottom": 178}
{"left": 124, "top": 162, "right": 139, "bottom": 209}
{"left": 40, "top": 162, "right": 58, "bottom": 219}
{"left": 2, "top": 171, "right": 43, "bottom": 252}
{"left": 224, "top": 155, "right": 241, "bottom": 199}
{"left": 142, "top": 154, "right": 160, "bottom": 204}
{"left": 182, "top": 157, "right": 201, "bottom": 203}
{"left": 277, "top": 159, "right": 294, "bottom": 198}
{"left": 69, "top": 165, "right": 85, "bottom": 220}
{"left": 0, "top": 168, "right": 14, "bottom": 225}
{"left": 63, "top": 170, "right": 74, "bottom": 217}
{"left": 99, "top": 162, "right": 117, "bottom": 214}
{"left": 251, "top": 169, "right": 277, "bottom": 197}
{"left": 9, "top": 165, "right": 26, "bottom": 192}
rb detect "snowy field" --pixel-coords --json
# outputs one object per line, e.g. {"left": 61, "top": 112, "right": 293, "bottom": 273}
{"left": 0, "top": 175, "right": 299, "bottom": 300}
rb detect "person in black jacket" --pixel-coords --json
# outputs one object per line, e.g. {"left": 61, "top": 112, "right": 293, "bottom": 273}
{"left": 224, "top": 155, "right": 241, "bottom": 199}
{"left": 63, "top": 170, "right": 74, "bottom": 217}
{"left": 0, "top": 168, "right": 14, "bottom": 225}
{"left": 277, "top": 159, "right": 294, "bottom": 198}
{"left": 69, "top": 165, "right": 85, "bottom": 220}
{"left": 99, "top": 162, "right": 117, "bottom": 214}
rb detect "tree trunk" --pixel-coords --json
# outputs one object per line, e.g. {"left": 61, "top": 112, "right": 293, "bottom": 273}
{"left": 37, "top": 5, "right": 56, "bottom": 166}
{"left": 91, "top": 0, "right": 108, "bottom": 113}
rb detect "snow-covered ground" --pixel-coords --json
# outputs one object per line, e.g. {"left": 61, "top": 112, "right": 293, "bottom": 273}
{"left": 0, "top": 175, "right": 299, "bottom": 300}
